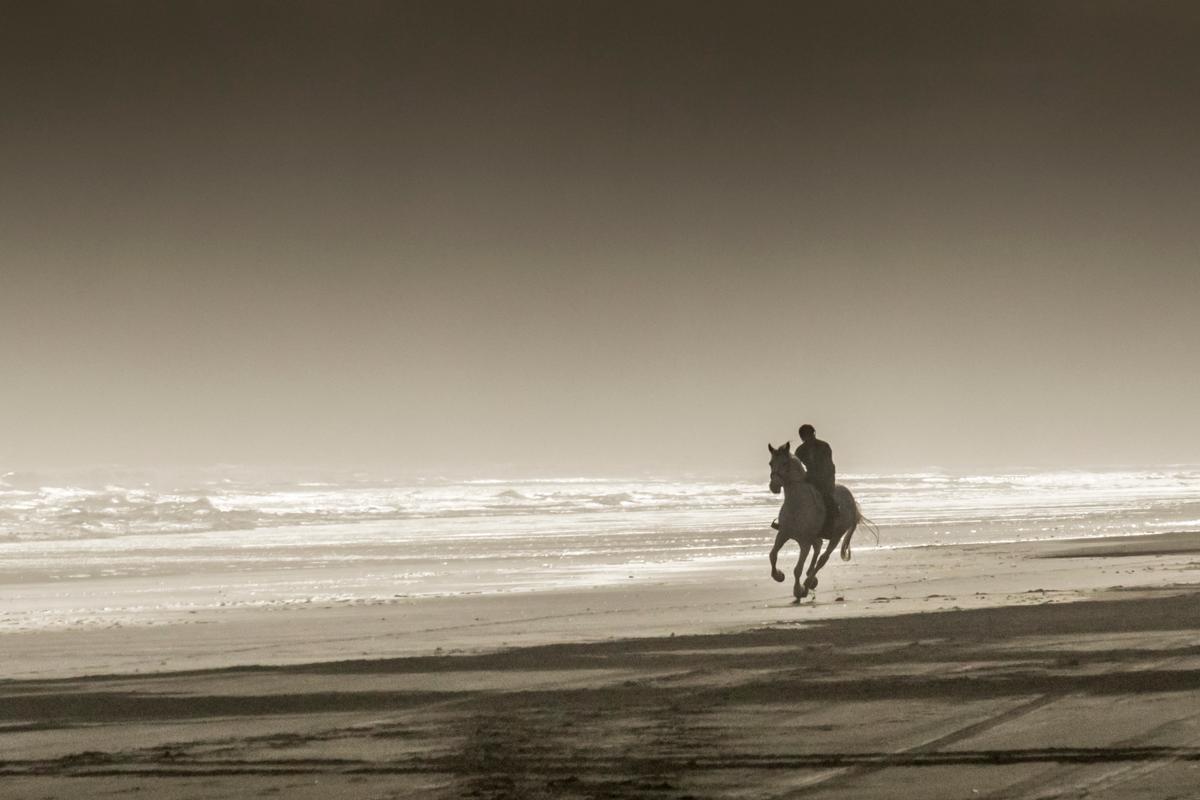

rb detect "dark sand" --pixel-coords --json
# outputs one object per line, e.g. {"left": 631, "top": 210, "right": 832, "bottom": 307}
{"left": 2, "top": 532, "right": 1199, "bottom": 799}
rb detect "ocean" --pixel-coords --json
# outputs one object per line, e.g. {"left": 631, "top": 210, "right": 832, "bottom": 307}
{"left": 2, "top": 467, "right": 1199, "bottom": 630}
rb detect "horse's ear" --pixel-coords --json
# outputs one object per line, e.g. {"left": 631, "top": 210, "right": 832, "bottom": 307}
{"left": 767, "top": 443, "right": 775, "bottom": 454}
{"left": 783, "top": 440, "right": 791, "bottom": 452}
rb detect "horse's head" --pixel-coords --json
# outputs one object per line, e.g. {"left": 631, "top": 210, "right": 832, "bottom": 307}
{"left": 768, "top": 441, "right": 792, "bottom": 495}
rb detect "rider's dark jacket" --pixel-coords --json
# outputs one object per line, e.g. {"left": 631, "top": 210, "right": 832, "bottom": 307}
{"left": 797, "top": 438, "right": 836, "bottom": 493}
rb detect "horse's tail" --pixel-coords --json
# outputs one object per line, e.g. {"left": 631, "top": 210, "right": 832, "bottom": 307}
{"left": 840, "top": 498, "right": 881, "bottom": 561}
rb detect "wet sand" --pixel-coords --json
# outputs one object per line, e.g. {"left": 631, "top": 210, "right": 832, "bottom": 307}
{"left": 1, "top": 532, "right": 1198, "bottom": 799}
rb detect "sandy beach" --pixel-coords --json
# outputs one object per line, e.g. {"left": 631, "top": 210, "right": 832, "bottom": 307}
{"left": 2, "top": 530, "right": 1198, "bottom": 799}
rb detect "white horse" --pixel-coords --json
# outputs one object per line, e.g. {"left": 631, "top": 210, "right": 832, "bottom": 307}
{"left": 767, "top": 441, "right": 862, "bottom": 601}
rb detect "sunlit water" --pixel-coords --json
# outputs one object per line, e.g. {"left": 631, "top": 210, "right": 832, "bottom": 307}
{"left": 2, "top": 467, "right": 1199, "bottom": 628}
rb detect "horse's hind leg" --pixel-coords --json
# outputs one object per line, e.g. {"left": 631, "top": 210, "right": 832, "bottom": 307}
{"left": 793, "top": 543, "right": 811, "bottom": 600}
{"left": 812, "top": 535, "right": 841, "bottom": 576}
{"left": 803, "top": 543, "right": 823, "bottom": 591}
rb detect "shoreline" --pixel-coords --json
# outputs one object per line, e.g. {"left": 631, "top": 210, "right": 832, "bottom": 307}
{"left": 3, "top": 530, "right": 1199, "bottom": 681}
{"left": 0, "top": 529, "right": 1198, "bottom": 798}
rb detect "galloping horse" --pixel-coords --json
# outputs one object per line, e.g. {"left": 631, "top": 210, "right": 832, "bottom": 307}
{"left": 768, "top": 441, "right": 862, "bottom": 601}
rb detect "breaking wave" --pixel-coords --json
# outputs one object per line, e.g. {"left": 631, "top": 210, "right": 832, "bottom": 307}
{"left": 2, "top": 467, "right": 1200, "bottom": 544}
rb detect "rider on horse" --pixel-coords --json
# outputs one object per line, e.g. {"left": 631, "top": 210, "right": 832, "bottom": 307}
{"left": 772, "top": 423, "right": 840, "bottom": 535}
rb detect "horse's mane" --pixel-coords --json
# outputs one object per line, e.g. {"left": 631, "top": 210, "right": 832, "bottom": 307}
{"left": 782, "top": 451, "right": 809, "bottom": 483}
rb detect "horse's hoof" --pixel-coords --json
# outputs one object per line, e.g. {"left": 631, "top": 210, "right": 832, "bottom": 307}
{"left": 795, "top": 586, "right": 809, "bottom": 600}
{"left": 771, "top": 569, "right": 786, "bottom": 583}
{"left": 804, "top": 575, "right": 819, "bottom": 590}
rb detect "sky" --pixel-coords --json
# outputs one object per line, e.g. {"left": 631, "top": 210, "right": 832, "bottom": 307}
{"left": 2, "top": 1, "right": 1199, "bottom": 477}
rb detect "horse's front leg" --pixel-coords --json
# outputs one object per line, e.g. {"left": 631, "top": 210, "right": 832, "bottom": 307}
{"left": 793, "top": 543, "right": 812, "bottom": 600}
{"left": 769, "top": 531, "right": 788, "bottom": 583}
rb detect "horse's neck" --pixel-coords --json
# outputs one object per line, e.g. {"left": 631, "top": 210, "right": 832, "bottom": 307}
{"left": 781, "top": 456, "right": 812, "bottom": 499}
{"left": 787, "top": 455, "right": 809, "bottom": 483}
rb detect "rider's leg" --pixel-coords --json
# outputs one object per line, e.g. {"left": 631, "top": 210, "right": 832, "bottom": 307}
{"left": 820, "top": 488, "right": 841, "bottom": 535}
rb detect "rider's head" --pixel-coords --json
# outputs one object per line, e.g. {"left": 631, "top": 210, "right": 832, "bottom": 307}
{"left": 798, "top": 424, "right": 816, "bottom": 442}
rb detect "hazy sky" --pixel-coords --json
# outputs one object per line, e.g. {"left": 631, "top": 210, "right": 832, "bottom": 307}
{"left": 3, "top": 1, "right": 1199, "bottom": 476}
